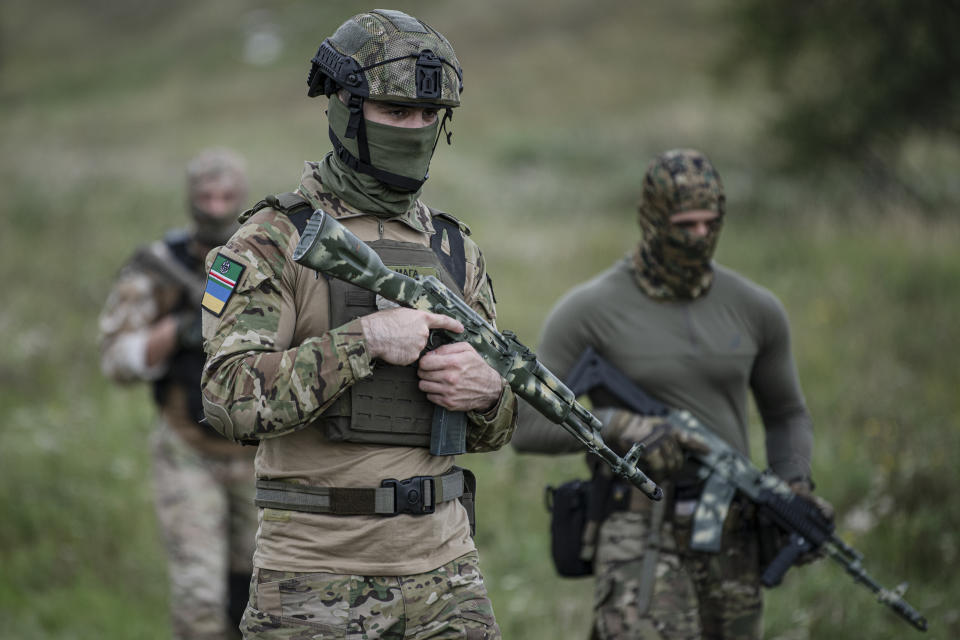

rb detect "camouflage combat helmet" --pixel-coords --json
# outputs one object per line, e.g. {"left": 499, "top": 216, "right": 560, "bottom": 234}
{"left": 307, "top": 9, "right": 463, "bottom": 192}
{"left": 307, "top": 9, "right": 462, "bottom": 107}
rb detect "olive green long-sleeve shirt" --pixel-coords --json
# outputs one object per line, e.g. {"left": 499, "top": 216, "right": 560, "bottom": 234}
{"left": 512, "top": 257, "right": 812, "bottom": 482}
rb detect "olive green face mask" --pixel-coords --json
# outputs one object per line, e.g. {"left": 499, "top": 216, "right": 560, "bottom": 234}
{"left": 319, "top": 96, "right": 441, "bottom": 217}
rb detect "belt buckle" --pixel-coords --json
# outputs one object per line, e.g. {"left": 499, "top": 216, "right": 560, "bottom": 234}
{"left": 381, "top": 476, "right": 435, "bottom": 516}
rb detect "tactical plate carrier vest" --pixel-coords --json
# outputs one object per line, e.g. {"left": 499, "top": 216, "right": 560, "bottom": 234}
{"left": 250, "top": 192, "right": 469, "bottom": 451}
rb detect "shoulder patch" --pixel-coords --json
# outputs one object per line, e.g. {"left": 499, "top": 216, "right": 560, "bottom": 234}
{"left": 201, "top": 253, "right": 246, "bottom": 317}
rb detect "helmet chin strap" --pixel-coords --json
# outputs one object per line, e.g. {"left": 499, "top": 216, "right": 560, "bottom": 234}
{"left": 433, "top": 108, "right": 454, "bottom": 152}
{"left": 328, "top": 95, "right": 454, "bottom": 194}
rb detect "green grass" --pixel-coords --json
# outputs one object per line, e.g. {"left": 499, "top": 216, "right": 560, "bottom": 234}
{"left": 2, "top": 1, "right": 958, "bottom": 638}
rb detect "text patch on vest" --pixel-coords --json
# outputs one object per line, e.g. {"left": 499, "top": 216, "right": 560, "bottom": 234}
{"left": 386, "top": 265, "right": 440, "bottom": 280}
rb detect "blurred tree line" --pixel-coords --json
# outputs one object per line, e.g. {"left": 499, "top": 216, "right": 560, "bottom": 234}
{"left": 718, "top": 0, "right": 960, "bottom": 207}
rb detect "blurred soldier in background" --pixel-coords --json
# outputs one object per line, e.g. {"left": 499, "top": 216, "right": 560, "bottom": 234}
{"left": 199, "top": 9, "right": 515, "bottom": 640}
{"left": 513, "top": 149, "right": 833, "bottom": 640}
{"left": 99, "top": 148, "right": 256, "bottom": 640}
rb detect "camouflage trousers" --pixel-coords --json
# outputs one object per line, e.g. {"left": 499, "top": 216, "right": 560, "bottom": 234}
{"left": 241, "top": 551, "right": 500, "bottom": 639}
{"left": 591, "top": 499, "right": 763, "bottom": 640}
{"left": 152, "top": 418, "right": 258, "bottom": 640}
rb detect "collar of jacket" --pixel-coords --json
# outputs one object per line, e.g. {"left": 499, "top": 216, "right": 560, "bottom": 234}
{"left": 298, "top": 161, "right": 437, "bottom": 235}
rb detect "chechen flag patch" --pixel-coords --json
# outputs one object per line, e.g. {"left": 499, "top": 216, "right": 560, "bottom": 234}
{"left": 202, "top": 253, "right": 246, "bottom": 317}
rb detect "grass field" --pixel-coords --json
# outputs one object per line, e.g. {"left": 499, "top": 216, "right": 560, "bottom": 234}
{"left": 1, "top": 1, "right": 958, "bottom": 638}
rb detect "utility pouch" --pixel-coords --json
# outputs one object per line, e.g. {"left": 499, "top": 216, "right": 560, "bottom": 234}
{"left": 544, "top": 458, "right": 629, "bottom": 578}
{"left": 430, "top": 405, "right": 467, "bottom": 456}
{"left": 460, "top": 467, "right": 478, "bottom": 537}
{"left": 545, "top": 479, "right": 594, "bottom": 577}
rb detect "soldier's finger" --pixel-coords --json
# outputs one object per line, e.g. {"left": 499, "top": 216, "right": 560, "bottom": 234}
{"left": 813, "top": 495, "right": 835, "bottom": 522}
{"left": 676, "top": 429, "right": 711, "bottom": 454}
{"left": 417, "top": 358, "right": 459, "bottom": 380}
{"left": 429, "top": 341, "right": 473, "bottom": 356}
{"left": 621, "top": 420, "right": 656, "bottom": 443}
{"left": 419, "top": 345, "right": 475, "bottom": 371}
{"left": 418, "top": 349, "right": 453, "bottom": 371}
{"left": 424, "top": 312, "right": 464, "bottom": 334}
{"left": 645, "top": 450, "right": 666, "bottom": 473}
{"left": 419, "top": 379, "right": 450, "bottom": 394}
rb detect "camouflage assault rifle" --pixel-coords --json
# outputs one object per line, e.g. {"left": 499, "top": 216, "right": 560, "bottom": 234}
{"left": 565, "top": 346, "right": 928, "bottom": 632}
{"left": 291, "top": 209, "right": 662, "bottom": 501}
{"left": 135, "top": 240, "right": 207, "bottom": 305}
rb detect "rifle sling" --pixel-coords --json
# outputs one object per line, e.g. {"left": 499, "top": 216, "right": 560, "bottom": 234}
{"left": 637, "top": 489, "right": 669, "bottom": 615}
{"left": 689, "top": 469, "right": 738, "bottom": 553}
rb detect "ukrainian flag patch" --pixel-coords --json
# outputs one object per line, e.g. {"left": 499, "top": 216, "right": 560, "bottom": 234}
{"left": 202, "top": 253, "right": 245, "bottom": 317}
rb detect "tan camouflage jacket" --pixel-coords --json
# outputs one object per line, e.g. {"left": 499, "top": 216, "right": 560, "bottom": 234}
{"left": 201, "top": 162, "right": 516, "bottom": 448}
{"left": 199, "top": 163, "right": 516, "bottom": 574}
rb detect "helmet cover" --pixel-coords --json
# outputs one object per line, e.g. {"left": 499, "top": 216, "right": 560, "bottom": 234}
{"left": 308, "top": 9, "right": 462, "bottom": 108}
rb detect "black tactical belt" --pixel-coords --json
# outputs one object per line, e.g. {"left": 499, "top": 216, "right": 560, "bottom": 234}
{"left": 254, "top": 466, "right": 468, "bottom": 517}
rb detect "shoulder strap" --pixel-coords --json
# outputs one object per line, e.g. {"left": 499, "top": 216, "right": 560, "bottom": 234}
{"left": 428, "top": 208, "right": 467, "bottom": 291}
{"left": 240, "top": 192, "right": 314, "bottom": 236}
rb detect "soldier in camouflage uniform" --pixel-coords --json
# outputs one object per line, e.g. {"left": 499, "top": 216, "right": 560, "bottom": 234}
{"left": 513, "top": 149, "right": 833, "bottom": 639}
{"left": 199, "top": 10, "right": 516, "bottom": 640}
{"left": 99, "top": 148, "right": 257, "bottom": 639}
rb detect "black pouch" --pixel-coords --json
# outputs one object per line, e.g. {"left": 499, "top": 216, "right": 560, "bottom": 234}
{"left": 545, "top": 455, "right": 629, "bottom": 577}
{"left": 459, "top": 467, "right": 478, "bottom": 538}
{"left": 544, "top": 478, "right": 594, "bottom": 577}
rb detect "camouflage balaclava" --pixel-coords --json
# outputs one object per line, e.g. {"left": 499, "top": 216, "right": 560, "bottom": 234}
{"left": 322, "top": 95, "right": 440, "bottom": 216}
{"left": 306, "top": 10, "right": 463, "bottom": 217}
{"left": 186, "top": 148, "right": 248, "bottom": 246}
{"left": 633, "top": 149, "right": 725, "bottom": 300}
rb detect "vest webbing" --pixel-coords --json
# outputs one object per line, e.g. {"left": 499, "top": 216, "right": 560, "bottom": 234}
{"left": 259, "top": 191, "right": 469, "bottom": 292}
{"left": 254, "top": 466, "right": 468, "bottom": 516}
{"left": 429, "top": 212, "right": 467, "bottom": 291}
{"left": 261, "top": 191, "right": 471, "bottom": 452}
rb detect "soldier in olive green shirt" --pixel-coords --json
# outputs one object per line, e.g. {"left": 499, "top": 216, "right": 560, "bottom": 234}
{"left": 513, "top": 149, "right": 831, "bottom": 640}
